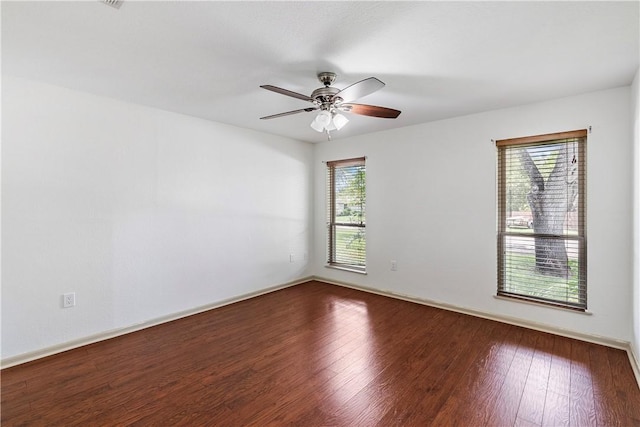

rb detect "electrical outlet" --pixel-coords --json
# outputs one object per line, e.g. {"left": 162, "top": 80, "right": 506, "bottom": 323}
{"left": 289, "top": 254, "right": 295, "bottom": 263}
{"left": 63, "top": 292, "right": 76, "bottom": 308}
{"left": 391, "top": 260, "right": 398, "bottom": 271}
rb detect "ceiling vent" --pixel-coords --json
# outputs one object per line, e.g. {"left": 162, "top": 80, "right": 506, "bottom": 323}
{"left": 100, "top": 0, "right": 123, "bottom": 9}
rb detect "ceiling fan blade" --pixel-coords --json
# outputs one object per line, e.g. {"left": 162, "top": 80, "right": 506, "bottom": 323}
{"left": 339, "top": 103, "right": 401, "bottom": 119}
{"left": 334, "top": 77, "right": 385, "bottom": 103}
{"left": 260, "top": 107, "right": 318, "bottom": 120}
{"left": 260, "top": 85, "right": 314, "bottom": 102}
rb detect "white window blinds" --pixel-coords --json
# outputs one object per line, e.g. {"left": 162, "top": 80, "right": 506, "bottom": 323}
{"left": 497, "top": 130, "right": 587, "bottom": 310}
{"left": 327, "top": 157, "right": 366, "bottom": 271}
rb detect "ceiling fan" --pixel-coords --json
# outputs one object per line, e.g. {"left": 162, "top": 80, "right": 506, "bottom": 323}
{"left": 260, "top": 72, "right": 401, "bottom": 138}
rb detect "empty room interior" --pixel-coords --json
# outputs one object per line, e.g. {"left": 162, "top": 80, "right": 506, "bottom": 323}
{"left": 2, "top": 1, "right": 640, "bottom": 425}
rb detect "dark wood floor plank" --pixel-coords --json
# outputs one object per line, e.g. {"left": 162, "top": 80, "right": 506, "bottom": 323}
{"left": 606, "top": 346, "right": 640, "bottom": 425}
{"left": 330, "top": 309, "right": 455, "bottom": 426}
{"left": 422, "top": 321, "right": 518, "bottom": 426}
{"left": 570, "top": 339, "right": 597, "bottom": 426}
{"left": 484, "top": 327, "right": 538, "bottom": 427}
{"left": 2, "top": 280, "right": 638, "bottom": 426}
{"left": 385, "top": 313, "right": 495, "bottom": 425}
{"left": 251, "top": 298, "right": 428, "bottom": 426}
{"left": 517, "top": 331, "right": 555, "bottom": 425}
{"left": 589, "top": 342, "right": 625, "bottom": 426}
{"left": 0, "top": 400, "right": 32, "bottom": 425}
{"left": 547, "top": 334, "right": 573, "bottom": 397}
{"left": 0, "top": 379, "right": 27, "bottom": 406}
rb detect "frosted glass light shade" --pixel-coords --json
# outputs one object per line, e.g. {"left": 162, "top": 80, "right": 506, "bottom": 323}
{"left": 311, "top": 110, "right": 332, "bottom": 132}
{"left": 316, "top": 111, "right": 331, "bottom": 127}
{"left": 332, "top": 113, "right": 349, "bottom": 130}
{"left": 310, "top": 117, "right": 325, "bottom": 132}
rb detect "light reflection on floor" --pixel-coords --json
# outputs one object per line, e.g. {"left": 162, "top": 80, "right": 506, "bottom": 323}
{"left": 323, "top": 298, "right": 387, "bottom": 421}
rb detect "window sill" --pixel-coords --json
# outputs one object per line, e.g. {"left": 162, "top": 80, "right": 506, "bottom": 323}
{"left": 325, "top": 265, "right": 367, "bottom": 275}
{"left": 494, "top": 294, "right": 592, "bottom": 315}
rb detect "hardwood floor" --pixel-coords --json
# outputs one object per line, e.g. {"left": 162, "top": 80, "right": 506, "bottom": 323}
{"left": 2, "top": 280, "right": 639, "bottom": 426}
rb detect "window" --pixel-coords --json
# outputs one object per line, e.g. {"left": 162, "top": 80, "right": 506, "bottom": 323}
{"left": 497, "top": 130, "right": 587, "bottom": 310}
{"left": 327, "top": 157, "right": 366, "bottom": 272}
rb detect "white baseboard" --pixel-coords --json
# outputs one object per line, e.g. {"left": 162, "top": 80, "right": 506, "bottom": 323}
{"left": 313, "top": 275, "right": 640, "bottom": 390}
{"left": 1, "top": 276, "right": 313, "bottom": 369}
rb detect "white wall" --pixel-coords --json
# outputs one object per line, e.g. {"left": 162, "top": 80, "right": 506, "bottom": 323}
{"left": 2, "top": 74, "right": 635, "bottom": 362}
{"left": 314, "top": 86, "right": 633, "bottom": 342}
{"left": 1, "top": 76, "right": 313, "bottom": 360}
{"left": 632, "top": 67, "right": 640, "bottom": 361}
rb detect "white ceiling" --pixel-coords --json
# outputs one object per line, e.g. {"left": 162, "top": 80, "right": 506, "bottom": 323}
{"left": 2, "top": 1, "right": 639, "bottom": 144}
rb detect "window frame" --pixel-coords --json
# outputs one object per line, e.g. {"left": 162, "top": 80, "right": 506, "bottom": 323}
{"left": 326, "top": 157, "right": 366, "bottom": 273}
{"left": 496, "top": 129, "right": 587, "bottom": 311}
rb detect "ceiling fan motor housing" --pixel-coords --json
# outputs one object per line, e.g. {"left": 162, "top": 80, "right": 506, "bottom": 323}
{"left": 311, "top": 86, "right": 342, "bottom": 109}
{"left": 314, "top": 72, "right": 343, "bottom": 110}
